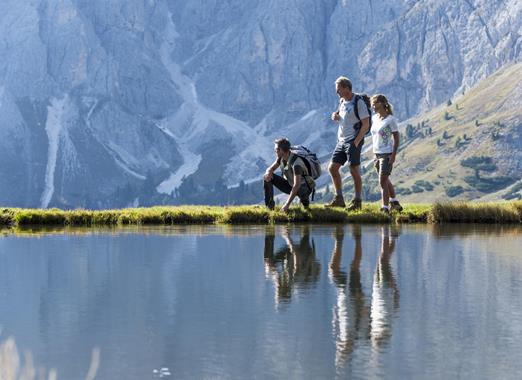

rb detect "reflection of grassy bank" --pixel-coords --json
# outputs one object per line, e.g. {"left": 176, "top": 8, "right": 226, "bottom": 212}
{"left": 0, "top": 337, "right": 99, "bottom": 379}
{"left": 1, "top": 202, "right": 521, "bottom": 226}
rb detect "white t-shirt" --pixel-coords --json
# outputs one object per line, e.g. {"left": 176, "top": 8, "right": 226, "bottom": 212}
{"left": 337, "top": 97, "right": 369, "bottom": 143}
{"left": 371, "top": 114, "right": 398, "bottom": 154}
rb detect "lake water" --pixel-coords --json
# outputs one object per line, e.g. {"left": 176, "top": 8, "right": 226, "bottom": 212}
{"left": 0, "top": 224, "right": 521, "bottom": 379}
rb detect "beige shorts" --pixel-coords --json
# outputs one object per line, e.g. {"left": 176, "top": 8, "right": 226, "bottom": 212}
{"left": 374, "top": 153, "right": 393, "bottom": 176}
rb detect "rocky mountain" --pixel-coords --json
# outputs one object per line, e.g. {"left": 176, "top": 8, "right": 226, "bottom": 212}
{"left": 0, "top": 0, "right": 520, "bottom": 208}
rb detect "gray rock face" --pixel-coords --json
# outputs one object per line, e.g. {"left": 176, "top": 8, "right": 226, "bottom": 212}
{"left": 0, "top": 0, "right": 519, "bottom": 207}
{"left": 359, "top": 0, "right": 522, "bottom": 116}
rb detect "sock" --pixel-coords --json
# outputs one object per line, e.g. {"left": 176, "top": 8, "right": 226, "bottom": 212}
{"left": 382, "top": 205, "right": 390, "bottom": 210}
{"left": 336, "top": 189, "right": 343, "bottom": 197}
{"left": 390, "top": 197, "right": 397, "bottom": 202}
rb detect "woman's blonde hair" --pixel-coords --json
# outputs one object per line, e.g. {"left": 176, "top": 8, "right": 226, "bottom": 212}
{"left": 371, "top": 94, "right": 393, "bottom": 115}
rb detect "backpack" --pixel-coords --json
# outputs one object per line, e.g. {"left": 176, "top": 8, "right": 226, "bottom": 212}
{"left": 352, "top": 93, "right": 372, "bottom": 135}
{"left": 288, "top": 145, "right": 322, "bottom": 180}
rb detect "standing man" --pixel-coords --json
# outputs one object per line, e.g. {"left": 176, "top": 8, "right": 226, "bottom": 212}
{"left": 263, "top": 138, "right": 315, "bottom": 213}
{"left": 326, "top": 76, "right": 370, "bottom": 210}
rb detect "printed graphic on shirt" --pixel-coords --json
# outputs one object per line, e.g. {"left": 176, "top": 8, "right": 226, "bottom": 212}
{"left": 371, "top": 115, "right": 398, "bottom": 154}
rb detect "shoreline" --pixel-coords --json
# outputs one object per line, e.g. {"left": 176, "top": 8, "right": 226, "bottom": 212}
{"left": 1, "top": 201, "right": 521, "bottom": 227}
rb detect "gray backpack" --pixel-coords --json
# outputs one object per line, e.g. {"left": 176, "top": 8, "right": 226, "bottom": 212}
{"left": 289, "top": 145, "right": 322, "bottom": 180}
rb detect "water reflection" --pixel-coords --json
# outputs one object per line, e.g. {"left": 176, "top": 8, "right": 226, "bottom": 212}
{"left": 329, "top": 225, "right": 369, "bottom": 367}
{"left": 262, "top": 224, "right": 401, "bottom": 368}
{"left": 0, "top": 337, "right": 99, "bottom": 380}
{"left": 329, "top": 225, "right": 400, "bottom": 368}
{"left": 2, "top": 225, "right": 522, "bottom": 378}
{"left": 263, "top": 226, "right": 321, "bottom": 306}
{"left": 370, "top": 226, "right": 400, "bottom": 350}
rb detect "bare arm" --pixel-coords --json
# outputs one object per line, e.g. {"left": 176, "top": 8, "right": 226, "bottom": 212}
{"left": 264, "top": 158, "right": 281, "bottom": 181}
{"left": 389, "top": 131, "right": 400, "bottom": 164}
{"left": 331, "top": 99, "right": 342, "bottom": 122}
{"left": 281, "top": 174, "right": 302, "bottom": 212}
{"left": 354, "top": 117, "right": 369, "bottom": 147}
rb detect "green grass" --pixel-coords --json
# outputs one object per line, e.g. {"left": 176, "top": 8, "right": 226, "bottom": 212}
{"left": 1, "top": 202, "right": 521, "bottom": 227}
{"left": 428, "top": 201, "right": 522, "bottom": 223}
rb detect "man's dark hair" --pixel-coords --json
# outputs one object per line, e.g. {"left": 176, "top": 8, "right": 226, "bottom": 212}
{"left": 274, "top": 138, "right": 291, "bottom": 152}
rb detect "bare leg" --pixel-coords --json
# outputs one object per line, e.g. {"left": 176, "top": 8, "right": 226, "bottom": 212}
{"left": 329, "top": 162, "right": 343, "bottom": 196}
{"left": 387, "top": 179, "right": 396, "bottom": 199}
{"left": 380, "top": 175, "right": 390, "bottom": 206}
{"left": 349, "top": 165, "right": 362, "bottom": 199}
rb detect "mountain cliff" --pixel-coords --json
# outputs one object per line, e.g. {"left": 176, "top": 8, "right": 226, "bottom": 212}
{"left": 0, "top": 0, "right": 519, "bottom": 207}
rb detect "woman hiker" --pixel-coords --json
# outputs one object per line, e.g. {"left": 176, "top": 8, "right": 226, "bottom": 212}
{"left": 370, "top": 94, "right": 403, "bottom": 214}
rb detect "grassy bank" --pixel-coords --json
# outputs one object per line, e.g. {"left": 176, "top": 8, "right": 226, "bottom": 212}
{"left": 1, "top": 201, "right": 521, "bottom": 227}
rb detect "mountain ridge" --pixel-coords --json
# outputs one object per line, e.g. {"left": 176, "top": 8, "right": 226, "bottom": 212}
{"left": 0, "top": 0, "right": 520, "bottom": 207}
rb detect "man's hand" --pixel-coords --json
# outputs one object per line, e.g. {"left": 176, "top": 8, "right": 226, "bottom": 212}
{"left": 281, "top": 204, "right": 290, "bottom": 213}
{"left": 331, "top": 111, "right": 340, "bottom": 122}
{"left": 263, "top": 170, "right": 273, "bottom": 182}
{"left": 353, "top": 117, "right": 370, "bottom": 148}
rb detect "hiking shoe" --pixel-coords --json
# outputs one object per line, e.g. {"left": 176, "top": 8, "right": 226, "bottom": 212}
{"left": 380, "top": 207, "right": 390, "bottom": 215}
{"left": 325, "top": 195, "right": 346, "bottom": 208}
{"left": 390, "top": 200, "right": 403, "bottom": 212}
{"left": 266, "top": 200, "right": 275, "bottom": 210}
{"left": 346, "top": 198, "right": 362, "bottom": 212}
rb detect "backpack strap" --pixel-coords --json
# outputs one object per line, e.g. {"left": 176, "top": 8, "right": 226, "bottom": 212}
{"left": 289, "top": 152, "right": 316, "bottom": 195}
{"left": 290, "top": 153, "right": 313, "bottom": 179}
{"left": 288, "top": 153, "right": 298, "bottom": 167}
{"left": 353, "top": 94, "right": 361, "bottom": 122}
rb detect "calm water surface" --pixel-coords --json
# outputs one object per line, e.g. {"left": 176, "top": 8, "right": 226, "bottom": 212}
{"left": 0, "top": 224, "right": 521, "bottom": 379}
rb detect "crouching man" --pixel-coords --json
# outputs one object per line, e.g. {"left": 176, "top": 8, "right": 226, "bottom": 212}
{"left": 263, "top": 138, "right": 315, "bottom": 213}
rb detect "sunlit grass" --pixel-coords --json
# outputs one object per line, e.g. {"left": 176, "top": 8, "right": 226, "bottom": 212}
{"left": 0, "top": 201, "right": 521, "bottom": 227}
{"left": 429, "top": 201, "right": 522, "bottom": 223}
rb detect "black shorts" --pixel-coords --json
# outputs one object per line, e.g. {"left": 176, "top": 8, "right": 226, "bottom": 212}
{"left": 331, "top": 140, "right": 363, "bottom": 166}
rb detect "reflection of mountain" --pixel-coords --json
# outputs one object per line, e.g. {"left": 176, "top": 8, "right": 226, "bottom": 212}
{"left": 1, "top": 226, "right": 522, "bottom": 378}
{"left": 264, "top": 226, "right": 321, "bottom": 306}
{"left": 0, "top": 234, "right": 185, "bottom": 379}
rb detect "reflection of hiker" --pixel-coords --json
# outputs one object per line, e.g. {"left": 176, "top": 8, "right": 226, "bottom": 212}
{"left": 329, "top": 225, "right": 369, "bottom": 368}
{"left": 327, "top": 77, "right": 370, "bottom": 211}
{"left": 369, "top": 225, "right": 400, "bottom": 349}
{"left": 264, "top": 226, "right": 320, "bottom": 305}
{"left": 370, "top": 94, "right": 403, "bottom": 214}
{"left": 264, "top": 229, "right": 292, "bottom": 303}
{"left": 263, "top": 138, "right": 316, "bottom": 213}
{"left": 282, "top": 226, "right": 321, "bottom": 289}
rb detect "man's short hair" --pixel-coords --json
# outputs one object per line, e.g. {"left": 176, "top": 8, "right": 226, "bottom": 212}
{"left": 274, "top": 138, "right": 291, "bottom": 152}
{"left": 335, "top": 76, "right": 352, "bottom": 90}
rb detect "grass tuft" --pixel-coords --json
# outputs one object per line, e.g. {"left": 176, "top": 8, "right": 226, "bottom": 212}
{"left": 429, "top": 201, "right": 522, "bottom": 223}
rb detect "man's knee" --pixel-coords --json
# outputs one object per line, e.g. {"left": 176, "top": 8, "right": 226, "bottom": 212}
{"left": 263, "top": 172, "right": 275, "bottom": 184}
{"left": 329, "top": 162, "right": 341, "bottom": 175}
{"left": 379, "top": 175, "right": 388, "bottom": 188}
{"left": 349, "top": 164, "right": 360, "bottom": 175}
